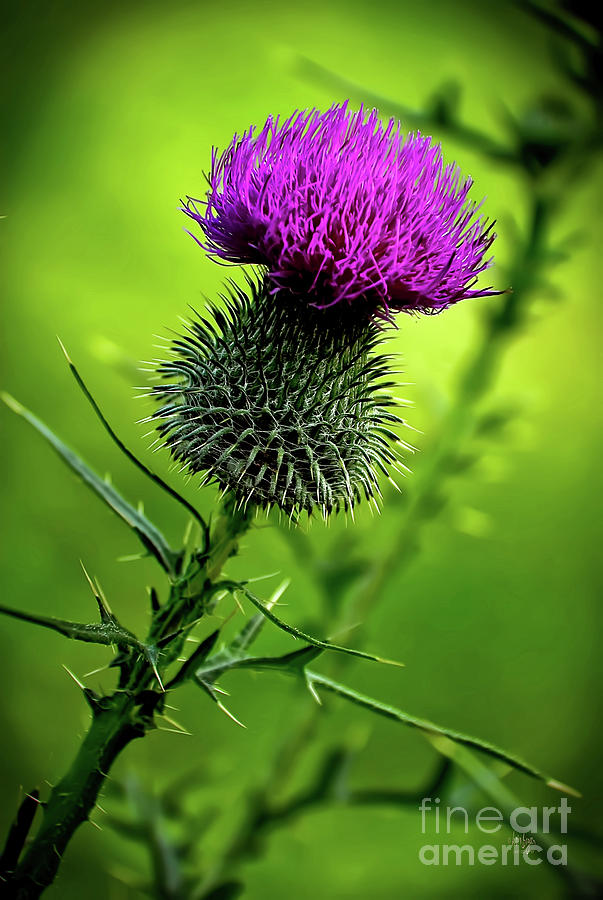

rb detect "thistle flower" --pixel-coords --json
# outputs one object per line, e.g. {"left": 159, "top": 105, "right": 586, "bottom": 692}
{"left": 182, "top": 102, "right": 498, "bottom": 316}
{"left": 153, "top": 279, "right": 404, "bottom": 517}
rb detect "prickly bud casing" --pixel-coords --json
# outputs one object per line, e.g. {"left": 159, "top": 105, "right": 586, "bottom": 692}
{"left": 153, "top": 279, "right": 402, "bottom": 516}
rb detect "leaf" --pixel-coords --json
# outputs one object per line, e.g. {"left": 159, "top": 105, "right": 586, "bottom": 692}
{"left": 187, "top": 643, "right": 317, "bottom": 729}
{"left": 187, "top": 645, "right": 576, "bottom": 793}
{"left": 193, "top": 644, "right": 325, "bottom": 686}
{"left": 61, "top": 344, "right": 210, "bottom": 550}
{"left": 0, "top": 603, "right": 143, "bottom": 653}
{"left": 187, "top": 643, "right": 576, "bottom": 794}
{"left": 222, "top": 580, "right": 404, "bottom": 669}
{"left": 2, "top": 393, "right": 178, "bottom": 574}
{"left": 0, "top": 601, "right": 169, "bottom": 691}
{"left": 305, "top": 671, "right": 579, "bottom": 794}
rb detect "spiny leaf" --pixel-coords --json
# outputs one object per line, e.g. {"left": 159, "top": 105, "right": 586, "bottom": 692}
{"left": 0, "top": 602, "right": 143, "bottom": 653}
{"left": 222, "top": 580, "right": 404, "bottom": 668}
{"left": 193, "top": 644, "right": 325, "bottom": 686}
{"left": 11, "top": 612, "right": 165, "bottom": 694}
{"left": 187, "top": 647, "right": 575, "bottom": 792}
{"left": 305, "top": 670, "right": 579, "bottom": 794}
{"left": 60, "top": 341, "right": 210, "bottom": 550}
{"left": 1, "top": 393, "right": 178, "bottom": 574}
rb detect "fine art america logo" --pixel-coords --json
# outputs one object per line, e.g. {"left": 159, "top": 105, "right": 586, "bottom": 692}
{"left": 419, "top": 797, "right": 571, "bottom": 866}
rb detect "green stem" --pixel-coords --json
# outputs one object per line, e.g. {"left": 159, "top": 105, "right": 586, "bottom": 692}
{"left": 205, "top": 499, "right": 252, "bottom": 583}
{"left": 2, "top": 497, "right": 253, "bottom": 899}
{"left": 349, "top": 195, "right": 550, "bottom": 625}
{"left": 5, "top": 693, "right": 143, "bottom": 899}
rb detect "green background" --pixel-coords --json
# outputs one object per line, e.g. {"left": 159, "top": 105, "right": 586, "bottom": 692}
{"left": 1, "top": 1, "right": 601, "bottom": 897}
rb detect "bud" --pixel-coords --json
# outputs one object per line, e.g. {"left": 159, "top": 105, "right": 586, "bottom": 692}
{"left": 153, "top": 278, "right": 402, "bottom": 517}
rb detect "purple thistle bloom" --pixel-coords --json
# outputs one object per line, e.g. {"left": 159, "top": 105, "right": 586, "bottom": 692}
{"left": 182, "top": 102, "right": 499, "bottom": 316}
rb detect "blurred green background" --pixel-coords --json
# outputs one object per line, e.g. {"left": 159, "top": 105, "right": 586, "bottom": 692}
{"left": 1, "top": 1, "right": 601, "bottom": 897}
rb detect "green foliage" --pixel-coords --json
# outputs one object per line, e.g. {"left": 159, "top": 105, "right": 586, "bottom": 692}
{"left": 0, "top": 371, "right": 577, "bottom": 896}
{"left": 1, "top": 392, "right": 179, "bottom": 575}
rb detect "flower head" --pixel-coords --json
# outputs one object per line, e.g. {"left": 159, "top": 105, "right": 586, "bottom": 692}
{"left": 182, "top": 102, "right": 498, "bottom": 316}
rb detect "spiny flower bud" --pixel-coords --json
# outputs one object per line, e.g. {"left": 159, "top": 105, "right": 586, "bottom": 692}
{"left": 152, "top": 279, "right": 405, "bottom": 517}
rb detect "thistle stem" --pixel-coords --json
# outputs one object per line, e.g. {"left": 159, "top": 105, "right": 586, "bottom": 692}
{"left": 5, "top": 694, "right": 142, "bottom": 899}
{"left": 2, "top": 497, "right": 253, "bottom": 898}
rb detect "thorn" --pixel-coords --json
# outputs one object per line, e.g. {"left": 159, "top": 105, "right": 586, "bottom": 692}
{"left": 83, "top": 664, "right": 111, "bottom": 678}
{"left": 546, "top": 778, "right": 582, "bottom": 798}
{"left": 150, "top": 661, "right": 165, "bottom": 693}
{"left": 80, "top": 561, "right": 112, "bottom": 621}
{"left": 160, "top": 714, "right": 192, "bottom": 735}
{"left": 94, "top": 577, "right": 112, "bottom": 613}
{"left": 62, "top": 665, "right": 86, "bottom": 691}
{"left": 246, "top": 571, "right": 281, "bottom": 584}
{"left": 157, "top": 727, "right": 192, "bottom": 735}
{"left": 306, "top": 677, "right": 322, "bottom": 706}
{"left": 208, "top": 589, "right": 228, "bottom": 609}
{"left": 217, "top": 701, "right": 246, "bottom": 728}
{"left": 232, "top": 593, "right": 245, "bottom": 615}
{"left": 267, "top": 579, "right": 290, "bottom": 609}
{"left": 56, "top": 335, "right": 73, "bottom": 365}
